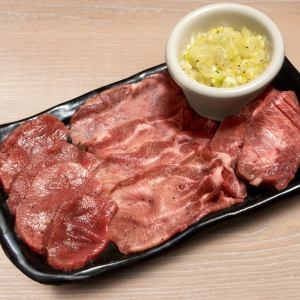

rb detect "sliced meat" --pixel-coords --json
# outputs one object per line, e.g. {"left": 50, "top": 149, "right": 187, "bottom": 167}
{"left": 210, "top": 114, "right": 246, "bottom": 163}
{"left": 211, "top": 88, "right": 300, "bottom": 190}
{"left": 7, "top": 142, "right": 99, "bottom": 215}
{"left": 237, "top": 91, "right": 300, "bottom": 189}
{"left": 70, "top": 70, "right": 217, "bottom": 197}
{"left": 0, "top": 115, "right": 68, "bottom": 192}
{"left": 70, "top": 71, "right": 217, "bottom": 156}
{"left": 70, "top": 71, "right": 186, "bottom": 147}
{"left": 45, "top": 189, "right": 117, "bottom": 271}
{"left": 89, "top": 109, "right": 216, "bottom": 160}
{"left": 89, "top": 116, "right": 183, "bottom": 159}
{"left": 94, "top": 130, "right": 215, "bottom": 193}
{"left": 15, "top": 162, "right": 98, "bottom": 254}
{"left": 210, "top": 88, "right": 279, "bottom": 163}
{"left": 69, "top": 70, "right": 245, "bottom": 255}
{"left": 108, "top": 150, "right": 246, "bottom": 254}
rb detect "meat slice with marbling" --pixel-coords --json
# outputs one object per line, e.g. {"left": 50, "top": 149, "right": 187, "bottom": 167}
{"left": 94, "top": 130, "right": 216, "bottom": 193}
{"left": 70, "top": 71, "right": 218, "bottom": 195}
{"left": 108, "top": 150, "right": 246, "bottom": 254}
{"left": 70, "top": 71, "right": 217, "bottom": 160}
{"left": 70, "top": 71, "right": 186, "bottom": 148}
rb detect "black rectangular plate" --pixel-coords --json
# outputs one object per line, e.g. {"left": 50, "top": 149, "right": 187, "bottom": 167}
{"left": 1, "top": 58, "right": 300, "bottom": 285}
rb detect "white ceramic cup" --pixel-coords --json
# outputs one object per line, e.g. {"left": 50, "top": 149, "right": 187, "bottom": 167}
{"left": 165, "top": 3, "right": 285, "bottom": 121}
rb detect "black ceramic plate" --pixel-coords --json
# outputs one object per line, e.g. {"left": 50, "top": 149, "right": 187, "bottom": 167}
{"left": 0, "top": 58, "right": 300, "bottom": 285}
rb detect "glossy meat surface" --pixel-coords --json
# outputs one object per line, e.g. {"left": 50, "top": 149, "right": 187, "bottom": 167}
{"left": 70, "top": 71, "right": 217, "bottom": 160}
{"left": 237, "top": 91, "right": 300, "bottom": 189}
{"left": 45, "top": 185, "right": 117, "bottom": 271}
{"left": 109, "top": 151, "right": 246, "bottom": 254}
{"left": 70, "top": 71, "right": 249, "bottom": 254}
{"left": 0, "top": 115, "right": 68, "bottom": 192}
{"left": 94, "top": 130, "right": 216, "bottom": 193}
{"left": 211, "top": 89, "right": 300, "bottom": 189}
{"left": 15, "top": 162, "right": 93, "bottom": 254}
{"left": 8, "top": 142, "right": 99, "bottom": 215}
{"left": 210, "top": 89, "right": 278, "bottom": 163}
{"left": 70, "top": 71, "right": 186, "bottom": 148}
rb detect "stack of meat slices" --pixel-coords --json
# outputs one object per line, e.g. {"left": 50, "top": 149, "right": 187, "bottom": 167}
{"left": 0, "top": 115, "right": 117, "bottom": 271}
{"left": 70, "top": 71, "right": 246, "bottom": 254}
{"left": 70, "top": 71, "right": 300, "bottom": 256}
{"left": 1, "top": 70, "right": 300, "bottom": 271}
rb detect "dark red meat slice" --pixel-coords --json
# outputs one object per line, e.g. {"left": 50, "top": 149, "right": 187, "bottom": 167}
{"left": 15, "top": 162, "right": 98, "bottom": 254}
{"left": 237, "top": 91, "right": 300, "bottom": 189}
{"left": 7, "top": 142, "right": 99, "bottom": 215}
{"left": 45, "top": 194, "right": 117, "bottom": 271}
{"left": 0, "top": 114, "right": 68, "bottom": 192}
{"left": 108, "top": 150, "right": 246, "bottom": 254}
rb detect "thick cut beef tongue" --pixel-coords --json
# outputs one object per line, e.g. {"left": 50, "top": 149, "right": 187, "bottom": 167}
{"left": 237, "top": 91, "right": 300, "bottom": 189}
{"left": 7, "top": 142, "right": 99, "bottom": 215}
{"left": 45, "top": 193, "right": 117, "bottom": 272}
{"left": 15, "top": 162, "right": 92, "bottom": 254}
{"left": 211, "top": 89, "right": 300, "bottom": 190}
{"left": 210, "top": 88, "right": 279, "bottom": 164}
{"left": 0, "top": 114, "right": 68, "bottom": 192}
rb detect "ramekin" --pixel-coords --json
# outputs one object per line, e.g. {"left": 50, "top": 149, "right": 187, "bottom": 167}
{"left": 165, "top": 3, "right": 285, "bottom": 121}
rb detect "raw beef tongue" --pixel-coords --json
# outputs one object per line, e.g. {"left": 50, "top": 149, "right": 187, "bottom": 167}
{"left": 210, "top": 88, "right": 279, "bottom": 164}
{"left": 68, "top": 70, "right": 246, "bottom": 255}
{"left": 108, "top": 150, "right": 246, "bottom": 254}
{"left": 0, "top": 114, "right": 68, "bottom": 192}
{"left": 7, "top": 142, "right": 99, "bottom": 215}
{"left": 70, "top": 70, "right": 218, "bottom": 195}
{"left": 211, "top": 88, "right": 300, "bottom": 190}
{"left": 94, "top": 130, "right": 216, "bottom": 194}
{"left": 237, "top": 91, "right": 300, "bottom": 189}
{"left": 45, "top": 192, "right": 117, "bottom": 272}
{"left": 70, "top": 71, "right": 217, "bottom": 158}
{"left": 15, "top": 160, "right": 116, "bottom": 270}
{"left": 70, "top": 71, "right": 188, "bottom": 148}
{"left": 210, "top": 114, "right": 246, "bottom": 164}
{"left": 14, "top": 162, "right": 101, "bottom": 254}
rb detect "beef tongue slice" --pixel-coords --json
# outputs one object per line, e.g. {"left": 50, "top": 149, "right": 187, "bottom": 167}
{"left": 210, "top": 89, "right": 300, "bottom": 190}
{"left": 237, "top": 90, "right": 300, "bottom": 189}
{"left": 108, "top": 150, "right": 246, "bottom": 254}
{"left": 15, "top": 161, "right": 117, "bottom": 271}
{"left": 45, "top": 191, "right": 116, "bottom": 272}
{"left": 0, "top": 114, "right": 68, "bottom": 192}
{"left": 15, "top": 162, "right": 93, "bottom": 254}
{"left": 7, "top": 142, "right": 99, "bottom": 215}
